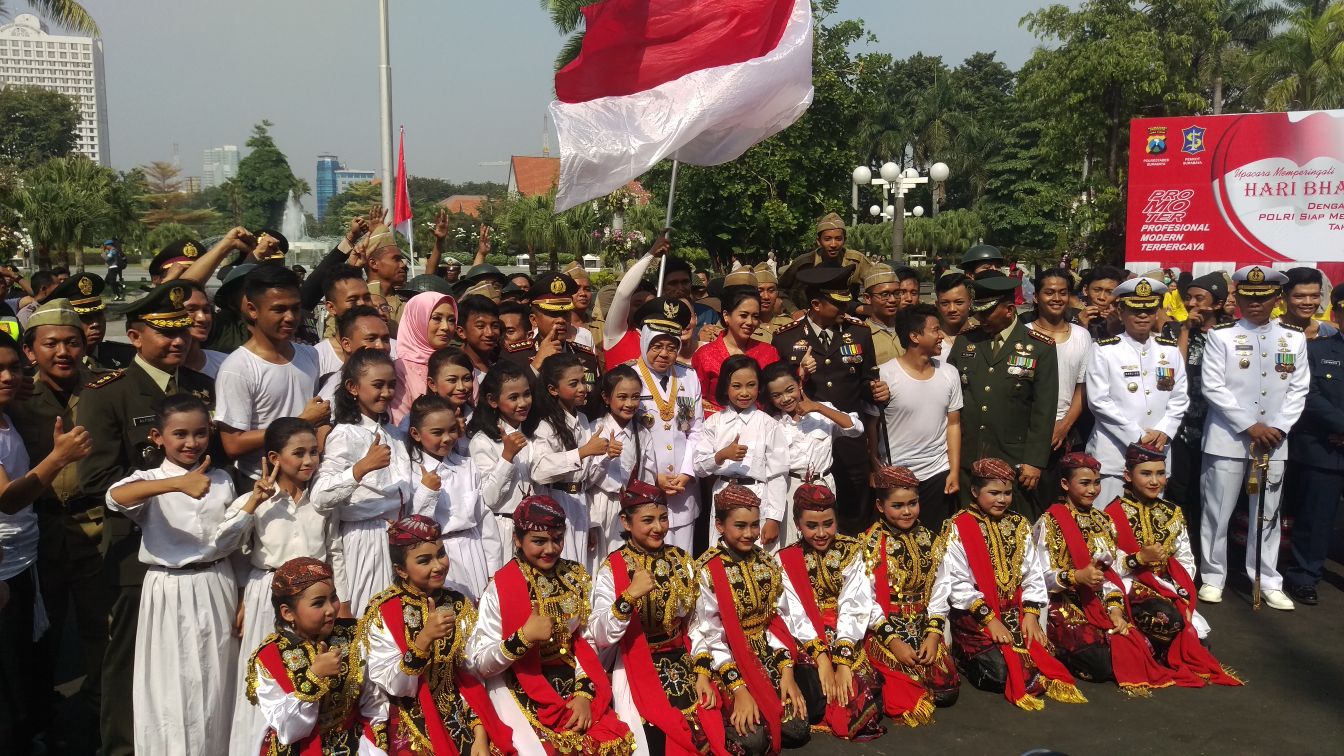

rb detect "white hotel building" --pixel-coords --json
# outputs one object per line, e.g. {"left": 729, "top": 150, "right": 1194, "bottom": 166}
{"left": 0, "top": 14, "right": 110, "bottom": 165}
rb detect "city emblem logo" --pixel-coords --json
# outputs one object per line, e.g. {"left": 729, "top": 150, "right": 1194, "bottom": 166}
{"left": 1181, "top": 125, "right": 1206, "bottom": 155}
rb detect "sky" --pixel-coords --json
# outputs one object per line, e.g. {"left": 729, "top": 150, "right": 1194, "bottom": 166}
{"left": 47, "top": 0, "right": 1063, "bottom": 203}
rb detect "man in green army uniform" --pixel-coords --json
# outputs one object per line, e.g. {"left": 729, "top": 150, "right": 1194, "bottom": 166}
{"left": 9, "top": 299, "right": 106, "bottom": 750}
{"left": 41, "top": 272, "right": 136, "bottom": 371}
{"left": 778, "top": 212, "right": 873, "bottom": 306}
{"left": 946, "top": 270, "right": 1058, "bottom": 519}
{"left": 73, "top": 283, "right": 217, "bottom": 756}
{"left": 751, "top": 262, "right": 797, "bottom": 342}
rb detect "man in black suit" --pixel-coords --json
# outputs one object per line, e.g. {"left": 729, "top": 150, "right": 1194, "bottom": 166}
{"left": 1285, "top": 283, "right": 1344, "bottom": 605}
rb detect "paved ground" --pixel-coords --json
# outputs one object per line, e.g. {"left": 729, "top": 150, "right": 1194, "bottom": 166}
{"left": 795, "top": 560, "right": 1344, "bottom": 756}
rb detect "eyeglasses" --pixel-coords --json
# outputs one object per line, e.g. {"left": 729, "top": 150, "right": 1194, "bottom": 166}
{"left": 869, "top": 290, "right": 900, "bottom": 301}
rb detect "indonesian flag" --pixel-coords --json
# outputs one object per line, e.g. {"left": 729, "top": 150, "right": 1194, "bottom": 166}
{"left": 392, "top": 126, "right": 413, "bottom": 252}
{"left": 550, "top": 0, "right": 814, "bottom": 212}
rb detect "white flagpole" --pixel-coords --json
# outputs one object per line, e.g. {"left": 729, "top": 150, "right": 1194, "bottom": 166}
{"left": 377, "top": 0, "right": 395, "bottom": 212}
{"left": 656, "top": 158, "right": 679, "bottom": 295}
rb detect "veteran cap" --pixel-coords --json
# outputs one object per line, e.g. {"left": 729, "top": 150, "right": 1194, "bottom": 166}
{"left": 531, "top": 272, "right": 576, "bottom": 313}
{"left": 1184, "top": 272, "right": 1228, "bottom": 302}
{"left": 862, "top": 263, "right": 897, "bottom": 291}
{"left": 1232, "top": 265, "right": 1287, "bottom": 297}
{"left": 634, "top": 296, "right": 693, "bottom": 336}
{"left": 1114, "top": 276, "right": 1167, "bottom": 310}
{"left": 26, "top": 298, "right": 82, "bottom": 331}
{"left": 42, "top": 272, "right": 105, "bottom": 314}
{"left": 752, "top": 262, "right": 777, "bottom": 285}
{"left": 797, "top": 264, "right": 854, "bottom": 305}
{"left": 969, "top": 269, "right": 1020, "bottom": 313}
{"left": 463, "top": 263, "right": 507, "bottom": 287}
{"left": 148, "top": 239, "right": 204, "bottom": 278}
{"left": 816, "top": 212, "right": 845, "bottom": 235}
{"left": 468, "top": 280, "right": 504, "bottom": 302}
{"left": 122, "top": 282, "right": 193, "bottom": 330}
{"left": 722, "top": 269, "right": 758, "bottom": 289}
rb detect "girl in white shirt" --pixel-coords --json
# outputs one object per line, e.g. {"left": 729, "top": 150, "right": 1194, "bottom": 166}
{"left": 530, "top": 353, "right": 618, "bottom": 567}
{"left": 312, "top": 348, "right": 414, "bottom": 617}
{"left": 107, "top": 395, "right": 269, "bottom": 756}
{"left": 467, "top": 362, "right": 540, "bottom": 562}
{"left": 693, "top": 354, "right": 788, "bottom": 551}
{"left": 426, "top": 347, "right": 475, "bottom": 456}
{"left": 761, "top": 361, "right": 864, "bottom": 548}
{"left": 586, "top": 366, "right": 656, "bottom": 562}
{"left": 227, "top": 418, "right": 337, "bottom": 756}
{"left": 408, "top": 394, "right": 502, "bottom": 599}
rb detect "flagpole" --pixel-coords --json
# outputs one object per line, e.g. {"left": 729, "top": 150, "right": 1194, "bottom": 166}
{"left": 656, "top": 158, "right": 679, "bottom": 295}
{"left": 377, "top": 0, "right": 395, "bottom": 212}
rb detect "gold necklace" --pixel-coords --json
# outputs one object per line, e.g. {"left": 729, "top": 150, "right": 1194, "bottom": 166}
{"left": 637, "top": 359, "right": 678, "bottom": 423}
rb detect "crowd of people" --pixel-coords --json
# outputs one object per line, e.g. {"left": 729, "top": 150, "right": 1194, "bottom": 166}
{"left": 0, "top": 205, "right": 1339, "bottom": 756}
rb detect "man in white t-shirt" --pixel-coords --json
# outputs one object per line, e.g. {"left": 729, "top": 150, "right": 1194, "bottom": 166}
{"left": 874, "top": 303, "right": 963, "bottom": 529}
{"left": 316, "top": 305, "right": 393, "bottom": 403}
{"left": 215, "top": 265, "right": 329, "bottom": 479}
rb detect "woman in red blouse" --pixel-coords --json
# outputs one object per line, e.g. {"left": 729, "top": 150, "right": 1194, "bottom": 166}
{"left": 692, "top": 274, "right": 779, "bottom": 414}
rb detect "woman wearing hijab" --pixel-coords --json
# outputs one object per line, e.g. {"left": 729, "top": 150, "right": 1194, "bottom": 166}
{"left": 392, "top": 292, "right": 457, "bottom": 424}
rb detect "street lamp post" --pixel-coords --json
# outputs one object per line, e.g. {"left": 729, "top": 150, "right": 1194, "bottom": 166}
{"left": 929, "top": 162, "right": 950, "bottom": 218}
{"left": 851, "top": 166, "right": 872, "bottom": 227}
{"left": 855, "top": 162, "right": 951, "bottom": 265}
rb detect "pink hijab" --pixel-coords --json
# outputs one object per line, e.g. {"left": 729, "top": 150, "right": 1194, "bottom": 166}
{"left": 392, "top": 291, "right": 456, "bottom": 423}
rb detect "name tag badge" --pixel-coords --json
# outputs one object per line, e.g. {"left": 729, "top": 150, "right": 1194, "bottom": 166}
{"left": 132, "top": 415, "right": 155, "bottom": 427}
{"left": 1322, "top": 358, "right": 1342, "bottom": 367}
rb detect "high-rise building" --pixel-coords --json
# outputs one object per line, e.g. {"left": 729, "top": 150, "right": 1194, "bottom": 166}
{"left": 0, "top": 14, "right": 110, "bottom": 165}
{"left": 316, "top": 154, "right": 376, "bottom": 222}
{"left": 202, "top": 145, "right": 240, "bottom": 189}
{"left": 316, "top": 154, "right": 340, "bottom": 222}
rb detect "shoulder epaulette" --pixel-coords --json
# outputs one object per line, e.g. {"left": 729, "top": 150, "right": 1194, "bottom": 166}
{"left": 842, "top": 314, "right": 865, "bottom": 326}
{"left": 1155, "top": 335, "right": 1178, "bottom": 346}
{"left": 504, "top": 338, "right": 535, "bottom": 353}
{"left": 676, "top": 358, "right": 692, "bottom": 368}
{"left": 570, "top": 341, "right": 595, "bottom": 355}
{"left": 1027, "top": 328, "right": 1055, "bottom": 345}
{"left": 1281, "top": 321, "right": 1305, "bottom": 333}
{"left": 85, "top": 370, "right": 124, "bottom": 389}
{"left": 776, "top": 318, "right": 804, "bottom": 334}
{"left": 1213, "top": 321, "right": 1236, "bottom": 330}
{"left": 1095, "top": 336, "right": 1120, "bottom": 346}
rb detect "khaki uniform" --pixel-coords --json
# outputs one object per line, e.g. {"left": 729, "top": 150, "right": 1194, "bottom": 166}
{"left": 753, "top": 312, "right": 797, "bottom": 343}
{"left": 866, "top": 317, "right": 905, "bottom": 365}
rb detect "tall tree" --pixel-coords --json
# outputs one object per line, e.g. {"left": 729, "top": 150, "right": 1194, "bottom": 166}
{"left": 1247, "top": 2, "right": 1344, "bottom": 110}
{"left": 17, "top": 156, "right": 136, "bottom": 269}
{"left": 234, "top": 120, "right": 305, "bottom": 230}
{"left": 139, "top": 161, "right": 219, "bottom": 230}
{"left": 0, "top": 86, "right": 79, "bottom": 169}
{"left": 1201, "top": 0, "right": 1287, "bottom": 114}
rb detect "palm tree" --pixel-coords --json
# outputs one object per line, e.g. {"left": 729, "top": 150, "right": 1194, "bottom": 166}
{"left": 539, "top": 0, "right": 598, "bottom": 73}
{"left": 1247, "top": 3, "right": 1344, "bottom": 111}
{"left": 1201, "top": 0, "right": 1287, "bottom": 114}
{"left": 0, "top": 1, "right": 99, "bottom": 36}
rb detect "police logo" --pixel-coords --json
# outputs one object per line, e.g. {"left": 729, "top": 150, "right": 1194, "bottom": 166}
{"left": 1181, "top": 125, "right": 1206, "bottom": 155}
{"left": 182, "top": 242, "right": 199, "bottom": 259}
{"left": 78, "top": 276, "right": 93, "bottom": 296}
{"left": 169, "top": 286, "right": 186, "bottom": 308}
{"left": 1146, "top": 126, "right": 1167, "bottom": 155}
{"left": 1135, "top": 279, "right": 1152, "bottom": 298}
{"left": 550, "top": 278, "right": 566, "bottom": 295}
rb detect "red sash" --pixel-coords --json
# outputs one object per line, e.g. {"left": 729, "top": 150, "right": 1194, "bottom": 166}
{"left": 952, "top": 512, "right": 1082, "bottom": 709}
{"left": 495, "top": 560, "right": 632, "bottom": 753}
{"left": 256, "top": 642, "right": 327, "bottom": 756}
{"left": 609, "top": 551, "right": 728, "bottom": 756}
{"left": 706, "top": 555, "right": 783, "bottom": 754}
{"left": 1104, "top": 501, "right": 1242, "bottom": 687}
{"left": 1046, "top": 505, "right": 1176, "bottom": 691}
{"left": 776, "top": 545, "right": 853, "bottom": 736}
{"left": 866, "top": 532, "right": 941, "bottom": 722}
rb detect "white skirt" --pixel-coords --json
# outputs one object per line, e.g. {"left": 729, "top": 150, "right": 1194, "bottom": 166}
{"left": 341, "top": 518, "right": 394, "bottom": 617}
{"left": 483, "top": 672, "right": 549, "bottom": 756}
{"left": 444, "top": 525, "right": 493, "bottom": 601}
{"left": 135, "top": 562, "right": 239, "bottom": 756}
{"left": 588, "top": 491, "right": 625, "bottom": 571}
{"left": 228, "top": 566, "right": 276, "bottom": 756}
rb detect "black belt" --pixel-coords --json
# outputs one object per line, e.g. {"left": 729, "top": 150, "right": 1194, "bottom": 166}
{"left": 720, "top": 475, "right": 761, "bottom": 486}
{"left": 168, "top": 558, "right": 225, "bottom": 572}
{"left": 552, "top": 481, "right": 583, "bottom": 495}
{"left": 789, "top": 468, "right": 831, "bottom": 480}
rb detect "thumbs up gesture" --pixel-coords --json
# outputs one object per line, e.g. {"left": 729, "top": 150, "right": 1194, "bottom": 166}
{"left": 627, "top": 567, "right": 655, "bottom": 600}
{"left": 605, "top": 430, "right": 623, "bottom": 459}
{"left": 354, "top": 431, "right": 392, "bottom": 481}
{"left": 415, "top": 597, "right": 457, "bottom": 650}
{"left": 177, "top": 456, "right": 213, "bottom": 498}
{"left": 421, "top": 463, "right": 442, "bottom": 492}
{"left": 716, "top": 434, "right": 748, "bottom": 464}
{"left": 579, "top": 430, "right": 610, "bottom": 459}
{"left": 310, "top": 641, "right": 342, "bottom": 678}
{"left": 521, "top": 608, "right": 555, "bottom": 644}
{"left": 50, "top": 416, "right": 92, "bottom": 467}
{"left": 799, "top": 346, "right": 817, "bottom": 377}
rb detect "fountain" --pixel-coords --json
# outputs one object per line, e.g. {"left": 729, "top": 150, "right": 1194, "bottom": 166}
{"left": 280, "top": 191, "right": 307, "bottom": 243}
{"left": 275, "top": 191, "right": 333, "bottom": 266}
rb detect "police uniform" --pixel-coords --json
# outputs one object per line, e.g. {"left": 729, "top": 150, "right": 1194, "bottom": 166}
{"left": 778, "top": 213, "right": 873, "bottom": 305}
{"left": 72, "top": 283, "right": 218, "bottom": 756}
{"left": 1197, "top": 265, "right": 1308, "bottom": 610}
{"left": 751, "top": 262, "right": 796, "bottom": 343}
{"left": 1085, "top": 277, "right": 1189, "bottom": 505}
{"left": 628, "top": 297, "right": 703, "bottom": 551}
{"left": 862, "top": 263, "right": 905, "bottom": 365}
{"left": 772, "top": 265, "right": 879, "bottom": 531}
{"left": 499, "top": 271, "right": 603, "bottom": 417}
{"left": 43, "top": 272, "right": 136, "bottom": 370}
{"left": 7, "top": 300, "right": 108, "bottom": 717}
{"left": 947, "top": 271, "right": 1058, "bottom": 519}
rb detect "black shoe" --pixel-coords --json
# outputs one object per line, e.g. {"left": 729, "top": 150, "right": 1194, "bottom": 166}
{"left": 1289, "top": 584, "right": 1319, "bottom": 605}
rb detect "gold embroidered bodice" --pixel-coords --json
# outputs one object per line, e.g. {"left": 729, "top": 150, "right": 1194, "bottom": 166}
{"left": 247, "top": 619, "right": 363, "bottom": 738}
{"left": 800, "top": 534, "right": 864, "bottom": 610}
{"left": 1116, "top": 495, "right": 1185, "bottom": 554}
{"left": 863, "top": 521, "right": 943, "bottom": 604}
{"left": 613, "top": 544, "right": 699, "bottom": 640}
{"left": 1041, "top": 504, "right": 1119, "bottom": 571}
{"left": 522, "top": 558, "right": 592, "bottom": 661}
{"left": 699, "top": 544, "right": 781, "bottom": 636}
{"left": 957, "top": 510, "right": 1031, "bottom": 600}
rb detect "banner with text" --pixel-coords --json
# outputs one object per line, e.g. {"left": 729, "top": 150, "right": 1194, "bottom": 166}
{"left": 1126, "top": 110, "right": 1344, "bottom": 279}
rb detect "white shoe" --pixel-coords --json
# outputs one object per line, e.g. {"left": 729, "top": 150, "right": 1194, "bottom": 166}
{"left": 1263, "top": 589, "right": 1295, "bottom": 611}
{"left": 1198, "top": 585, "right": 1224, "bottom": 603}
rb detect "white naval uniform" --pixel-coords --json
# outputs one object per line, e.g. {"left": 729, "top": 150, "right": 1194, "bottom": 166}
{"left": 1198, "top": 319, "right": 1309, "bottom": 592}
{"left": 1086, "top": 333, "right": 1189, "bottom": 505}
{"left": 633, "top": 360, "right": 704, "bottom": 552}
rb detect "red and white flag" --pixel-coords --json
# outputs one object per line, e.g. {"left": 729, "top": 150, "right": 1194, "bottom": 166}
{"left": 392, "top": 126, "right": 413, "bottom": 253}
{"left": 550, "top": 0, "right": 813, "bottom": 212}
